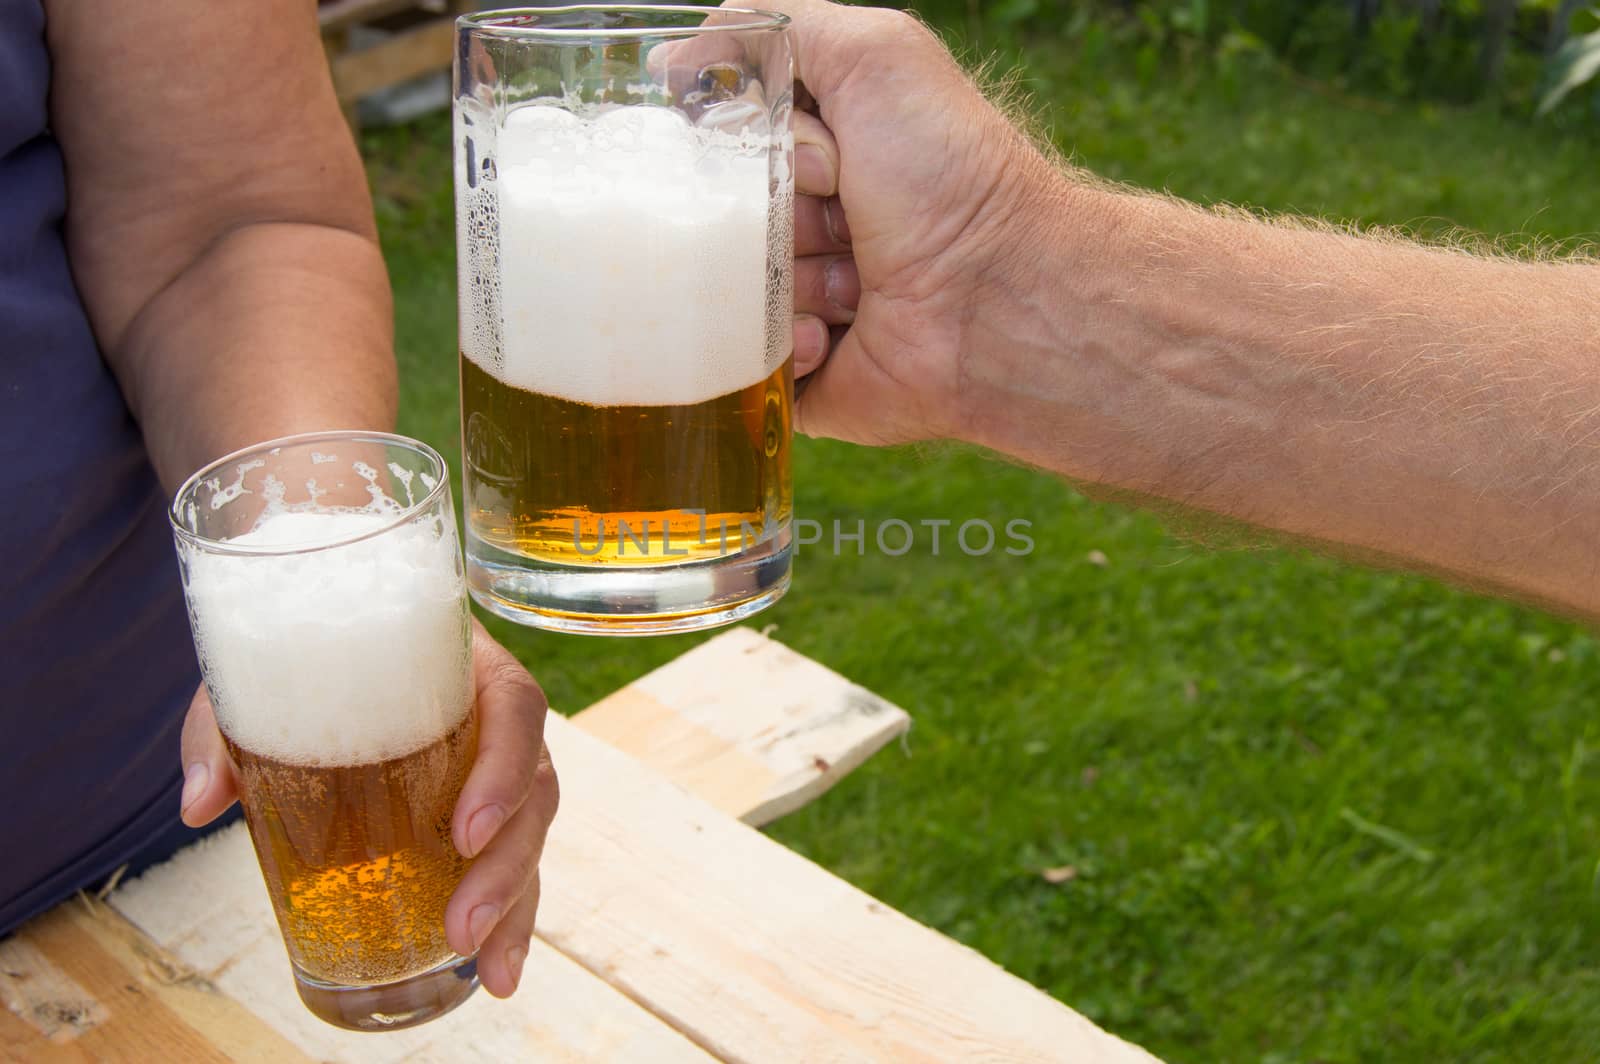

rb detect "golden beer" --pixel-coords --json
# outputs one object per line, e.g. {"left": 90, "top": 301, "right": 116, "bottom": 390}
{"left": 461, "top": 353, "right": 793, "bottom": 567}
{"left": 224, "top": 707, "right": 477, "bottom": 988}
{"left": 172, "top": 432, "right": 480, "bottom": 1030}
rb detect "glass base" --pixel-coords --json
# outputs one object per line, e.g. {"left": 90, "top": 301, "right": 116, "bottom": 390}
{"left": 294, "top": 953, "right": 479, "bottom": 1032}
{"left": 466, "top": 526, "right": 792, "bottom": 636}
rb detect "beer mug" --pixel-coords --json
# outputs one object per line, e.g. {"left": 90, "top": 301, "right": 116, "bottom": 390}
{"left": 454, "top": 6, "right": 795, "bottom": 634}
{"left": 170, "top": 432, "right": 478, "bottom": 1030}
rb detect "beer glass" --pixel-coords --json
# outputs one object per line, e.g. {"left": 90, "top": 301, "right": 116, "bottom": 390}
{"left": 454, "top": 6, "right": 795, "bottom": 634}
{"left": 170, "top": 432, "right": 478, "bottom": 1031}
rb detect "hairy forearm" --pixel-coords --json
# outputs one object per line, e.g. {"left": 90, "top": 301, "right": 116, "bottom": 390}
{"left": 963, "top": 180, "right": 1600, "bottom": 618}
{"left": 111, "top": 221, "right": 396, "bottom": 491}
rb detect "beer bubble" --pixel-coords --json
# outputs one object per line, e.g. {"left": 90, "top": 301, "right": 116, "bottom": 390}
{"left": 765, "top": 177, "right": 795, "bottom": 372}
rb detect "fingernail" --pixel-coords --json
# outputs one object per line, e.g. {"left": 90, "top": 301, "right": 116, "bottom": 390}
{"left": 466, "top": 804, "right": 507, "bottom": 858}
{"left": 469, "top": 903, "right": 501, "bottom": 953}
{"left": 825, "top": 258, "right": 860, "bottom": 314}
{"left": 506, "top": 943, "right": 528, "bottom": 990}
{"left": 180, "top": 764, "right": 208, "bottom": 817}
{"left": 795, "top": 143, "right": 833, "bottom": 195}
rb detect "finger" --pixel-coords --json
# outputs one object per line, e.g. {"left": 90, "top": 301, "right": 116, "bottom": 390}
{"left": 477, "top": 873, "right": 539, "bottom": 999}
{"left": 647, "top": 22, "right": 748, "bottom": 102}
{"left": 795, "top": 193, "right": 849, "bottom": 256}
{"left": 824, "top": 195, "right": 851, "bottom": 244}
{"left": 178, "top": 685, "right": 240, "bottom": 827}
{"left": 444, "top": 766, "right": 555, "bottom": 958}
{"left": 451, "top": 624, "right": 550, "bottom": 861}
{"left": 793, "top": 313, "right": 830, "bottom": 377}
{"left": 793, "top": 109, "right": 838, "bottom": 198}
{"left": 794, "top": 311, "right": 929, "bottom": 445}
{"left": 794, "top": 253, "right": 859, "bottom": 324}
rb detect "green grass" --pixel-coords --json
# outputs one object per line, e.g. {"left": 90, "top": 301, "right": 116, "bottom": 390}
{"left": 363, "top": 20, "right": 1600, "bottom": 1063}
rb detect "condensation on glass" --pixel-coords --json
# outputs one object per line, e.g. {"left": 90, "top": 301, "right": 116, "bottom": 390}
{"left": 455, "top": 6, "right": 796, "bottom": 635}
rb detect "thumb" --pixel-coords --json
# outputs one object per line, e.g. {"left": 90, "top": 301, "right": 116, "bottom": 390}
{"left": 179, "top": 684, "right": 241, "bottom": 827}
{"left": 755, "top": 0, "right": 931, "bottom": 106}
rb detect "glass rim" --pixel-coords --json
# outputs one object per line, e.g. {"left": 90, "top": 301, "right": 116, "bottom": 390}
{"left": 458, "top": 5, "right": 789, "bottom": 40}
{"left": 169, "top": 429, "right": 451, "bottom": 558}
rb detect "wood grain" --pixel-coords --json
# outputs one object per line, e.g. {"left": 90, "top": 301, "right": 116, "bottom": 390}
{"left": 573, "top": 627, "right": 912, "bottom": 826}
{"left": 2, "top": 902, "right": 251, "bottom": 1064}
{"left": 328, "top": 20, "right": 454, "bottom": 104}
{"left": 0, "top": 931, "right": 108, "bottom": 1047}
{"left": 5, "top": 632, "right": 1163, "bottom": 1063}
{"left": 109, "top": 826, "right": 710, "bottom": 1063}
{"left": 538, "top": 712, "right": 1162, "bottom": 1064}
{"left": 61, "top": 901, "right": 309, "bottom": 1064}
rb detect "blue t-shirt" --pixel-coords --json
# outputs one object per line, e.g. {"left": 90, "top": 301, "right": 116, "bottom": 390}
{"left": 0, "top": 2, "right": 225, "bottom": 935}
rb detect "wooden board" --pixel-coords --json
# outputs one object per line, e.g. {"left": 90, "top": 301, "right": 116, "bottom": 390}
{"left": 6, "top": 633, "right": 1158, "bottom": 1063}
{"left": 573, "top": 627, "right": 911, "bottom": 826}
{"left": 0, "top": 900, "right": 310, "bottom": 1064}
{"left": 328, "top": 19, "right": 454, "bottom": 106}
{"left": 536, "top": 712, "right": 1162, "bottom": 1064}
{"left": 105, "top": 826, "right": 711, "bottom": 1064}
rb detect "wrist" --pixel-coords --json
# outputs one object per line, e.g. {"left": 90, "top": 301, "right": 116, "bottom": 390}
{"left": 952, "top": 169, "right": 1139, "bottom": 467}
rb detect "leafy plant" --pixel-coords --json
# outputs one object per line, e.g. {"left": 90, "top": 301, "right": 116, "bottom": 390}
{"left": 1538, "top": 6, "right": 1600, "bottom": 114}
{"left": 905, "top": 1, "right": 1600, "bottom": 118}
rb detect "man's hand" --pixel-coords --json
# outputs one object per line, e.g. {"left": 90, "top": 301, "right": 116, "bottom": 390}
{"left": 778, "top": 0, "right": 1063, "bottom": 446}
{"left": 178, "top": 625, "right": 558, "bottom": 1000}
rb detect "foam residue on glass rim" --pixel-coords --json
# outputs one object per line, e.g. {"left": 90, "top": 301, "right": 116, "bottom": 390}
{"left": 460, "top": 102, "right": 792, "bottom": 408}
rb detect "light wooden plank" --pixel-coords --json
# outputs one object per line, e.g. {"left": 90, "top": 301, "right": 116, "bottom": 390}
{"left": 55, "top": 902, "right": 311, "bottom": 1064}
{"left": 0, "top": 930, "right": 108, "bottom": 1045}
{"left": 537, "top": 712, "right": 1163, "bottom": 1064}
{"left": 8, "top": 904, "right": 237, "bottom": 1064}
{"left": 0, "top": 999, "right": 68, "bottom": 1063}
{"left": 95, "top": 632, "right": 1156, "bottom": 1062}
{"left": 573, "top": 627, "right": 912, "bottom": 826}
{"left": 107, "top": 829, "right": 276, "bottom": 978}
{"left": 109, "top": 823, "right": 712, "bottom": 1063}
{"left": 328, "top": 19, "right": 454, "bottom": 104}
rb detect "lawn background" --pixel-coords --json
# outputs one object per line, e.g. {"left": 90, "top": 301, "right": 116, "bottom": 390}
{"left": 362, "top": 10, "right": 1600, "bottom": 1061}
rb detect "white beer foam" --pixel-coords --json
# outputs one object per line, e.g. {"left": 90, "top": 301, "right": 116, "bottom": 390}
{"left": 468, "top": 104, "right": 779, "bottom": 407}
{"left": 185, "top": 511, "right": 472, "bottom": 768}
